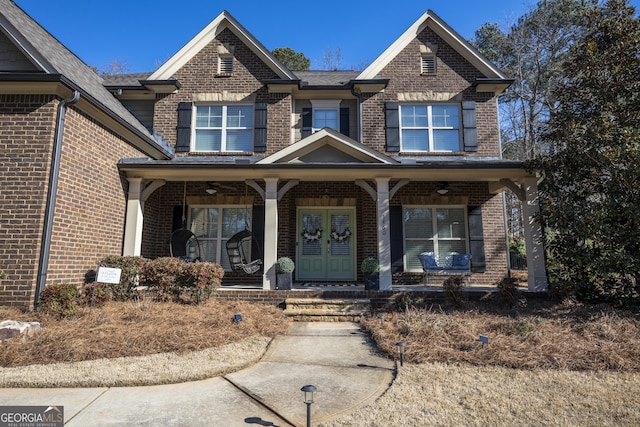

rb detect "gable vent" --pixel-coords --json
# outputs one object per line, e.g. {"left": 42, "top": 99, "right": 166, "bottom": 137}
{"left": 218, "top": 56, "right": 233, "bottom": 74}
{"left": 421, "top": 54, "right": 436, "bottom": 74}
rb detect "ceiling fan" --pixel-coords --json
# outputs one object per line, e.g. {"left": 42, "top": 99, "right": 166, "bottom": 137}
{"left": 205, "top": 182, "right": 236, "bottom": 194}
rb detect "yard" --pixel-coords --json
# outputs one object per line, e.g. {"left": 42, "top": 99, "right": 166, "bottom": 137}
{"left": 1, "top": 295, "right": 639, "bottom": 426}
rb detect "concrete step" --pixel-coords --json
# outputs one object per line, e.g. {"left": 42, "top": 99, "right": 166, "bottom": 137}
{"left": 284, "top": 298, "right": 372, "bottom": 321}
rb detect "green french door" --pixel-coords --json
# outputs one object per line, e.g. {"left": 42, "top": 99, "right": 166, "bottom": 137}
{"left": 297, "top": 208, "right": 355, "bottom": 281}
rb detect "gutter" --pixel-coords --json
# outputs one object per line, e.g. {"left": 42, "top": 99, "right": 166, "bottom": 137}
{"left": 0, "top": 74, "right": 173, "bottom": 160}
{"left": 35, "top": 90, "right": 80, "bottom": 308}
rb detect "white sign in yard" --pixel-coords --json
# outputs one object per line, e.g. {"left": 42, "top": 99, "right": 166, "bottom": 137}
{"left": 96, "top": 267, "right": 122, "bottom": 284}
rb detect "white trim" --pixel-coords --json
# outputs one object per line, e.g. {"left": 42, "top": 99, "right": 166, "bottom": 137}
{"left": 191, "top": 103, "right": 254, "bottom": 153}
{"left": 257, "top": 128, "right": 398, "bottom": 165}
{"left": 357, "top": 10, "right": 508, "bottom": 80}
{"left": 149, "top": 11, "right": 296, "bottom": 81}
{"left": 399, "top": 103, "right": 462, "bottom": 152}
{"left": 310, "top": 99, "right": 341, "bottom": 133}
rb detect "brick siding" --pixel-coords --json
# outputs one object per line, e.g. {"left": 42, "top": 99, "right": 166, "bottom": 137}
{"left": 0, "top": 95, "right": 154, "bottom": 309}
{"left": 0, "top": 95, "right": 56, "bottom": 307}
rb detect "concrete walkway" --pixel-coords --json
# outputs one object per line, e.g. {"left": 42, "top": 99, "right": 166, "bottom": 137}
{"left": 0, "top": 322, "right": 395, "bottom": 426}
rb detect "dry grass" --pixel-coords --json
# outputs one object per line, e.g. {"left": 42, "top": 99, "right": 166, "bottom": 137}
{"left": 320, "top": 363, "right": 640, "bottom": 427}
{"left": 0, "top": 299, "right": 289, "bottom": 367}
{"left": 362, "top": 299, "right": 640, "bottom": 371}
{"left": 0, "top": 336, "right": 271, "bottom": 388}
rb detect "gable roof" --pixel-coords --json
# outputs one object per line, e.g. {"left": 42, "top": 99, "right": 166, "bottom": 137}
{"left": 149, "top": 10, "right": 296, "bottom": 81}
{"left": 0, "top": 0, "right": 172, "bottom": 159}
{"left": 358, "top": 9, "right": 508, "bottom": 81}
{"left": 257, "top": 128, "right": 398, "bottom": 165}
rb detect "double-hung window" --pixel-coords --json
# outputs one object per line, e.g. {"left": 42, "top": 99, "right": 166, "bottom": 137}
{"left": 403, "top": 206, "right": 468, "bottom": 271}
{"left": 400, "top": 104, "right": 461, "bottom": 152}
{"left": 311, "top": 100, "right": 340, "bottom": 132}
{"left": 194, "top": 104, "right": 253, "bottom": 152}
{"left": 189, "top": 206, "right": 252, "bottom": 271}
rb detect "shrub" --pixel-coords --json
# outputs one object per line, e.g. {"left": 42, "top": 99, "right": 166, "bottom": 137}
{"left": 361, "top": 257, "right": 380, "bottom": 273}
{"left": 140, "top": 257, "right": 186, "bottom": 302}
{"left": 395, "top": 293, "right": 418, "bottom": 311}
{"left": 178, "top": 262, "right": 224, "bottom": 304}
{"left": 98, "top": 255, "right": 147, "bottom": 301}
{"left": 443, "top": 276, "right": 466, "bottom": 307}
{"left": 39, "top": 284, "right": 80, "bottom": 319}
{"left": 494, "top": 276, "right": 526, "bottom": 307}
{"left": 276, "top": 257, "right": 295, "bottom": 273}
{"left": 82, "top": 282, "right": 112, "bottom": 307}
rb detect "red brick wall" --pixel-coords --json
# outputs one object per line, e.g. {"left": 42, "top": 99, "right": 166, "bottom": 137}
{"left": 152, "top": 28, "right": 291, "bottom": 156}
{"left": 45, "top": 108, "right": 147, "bottom": 286}
{"left": 0, "top": 95, "right": 56, "bottom": 307}
{"left": 362, "top": 26, "right": 501, "bottom": 157}
{"left": 0, "top": 95, "right": 154, "bottom": 309}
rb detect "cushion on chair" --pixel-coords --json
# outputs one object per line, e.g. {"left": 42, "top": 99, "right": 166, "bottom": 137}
{"left": 449, "top": 253, "right": 472, "bottom": 270}
{"left": 418, "top": 253, "right": 441, "bottom": 270}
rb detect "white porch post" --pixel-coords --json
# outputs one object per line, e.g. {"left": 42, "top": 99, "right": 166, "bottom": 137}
{"left": 522, "top": 177, "right": 548, "bottom": 291}
{"left": 123, "top": 177, "right": 144, "bottom": 256}
{"left": 263, "top": 178, "right": 279, "bottom": 290}
{"left": 375, "top": 177, "right": 392, "bottom": 290}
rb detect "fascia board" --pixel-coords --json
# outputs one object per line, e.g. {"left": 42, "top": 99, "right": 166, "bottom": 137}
{"left": 357, "top": 10, "right": 507, "bottom": 80}
{"left": 149, "top": 11, "right": 295, "bottom": 81}
{"left": 257, "top": 128, "right": 397, "bottom": 165}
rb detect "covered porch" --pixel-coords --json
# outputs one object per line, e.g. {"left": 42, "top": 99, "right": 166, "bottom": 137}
{"left": 119, "top": 128, "right": 546, "bottom": 293}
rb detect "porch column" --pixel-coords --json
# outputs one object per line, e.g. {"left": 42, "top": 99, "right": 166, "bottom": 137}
{"left": 123, "top": 177, "right": 144, "bottom": 256}
{"left": 263, "top": 177, "right": 279, "bottom": 290}
{"left": 375, "top": 177, "right": 392, "bottom": 290}
{"left": 521, "top": 177, "right": 548, "bottom": 291}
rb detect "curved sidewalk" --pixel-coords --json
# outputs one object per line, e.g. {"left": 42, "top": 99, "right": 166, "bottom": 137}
{"left": 0, "top": 322, "right": 395, "bottom": 426}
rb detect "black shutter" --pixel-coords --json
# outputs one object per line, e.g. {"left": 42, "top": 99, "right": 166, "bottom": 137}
{"left": 176, "top": 102, "right": 193, "bottom": 153}
{"left": 254, "top": 103, "right": 267, "bottom": 152}
{"left": 385, "top": 102, "right": 400, "bottom": 152}
{"left": 389, "top": 206, "right": 404, "bottom": 273}
{"left": 468, "top": 205, "right": 486, "bottom": 272}
{"left": 172, "top": 205, "right": 188, "bottom": 231}
{"left": 251, "top": 205, "right": 265, "bottom": 264}
{"left": 301, "top": 108, "right": 312, "bottom": 138}
{"left": 339, "top": 107, "right": 350, "bottom": 137}
{"left": 462, "top": 101, "right": 478, "bottom": 152}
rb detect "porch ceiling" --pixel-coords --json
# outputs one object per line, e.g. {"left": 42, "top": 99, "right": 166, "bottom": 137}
{"left": 118, "top": 160, "right": 534, "bottom": 183}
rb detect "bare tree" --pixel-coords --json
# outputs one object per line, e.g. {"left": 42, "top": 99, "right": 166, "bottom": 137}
{"left": 316, "top": 47, "right": 343, "bottom": 70}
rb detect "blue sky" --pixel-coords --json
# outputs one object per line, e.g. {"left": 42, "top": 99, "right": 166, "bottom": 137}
{"left": 12, "top": 0, "right": 640, "bottom": 72}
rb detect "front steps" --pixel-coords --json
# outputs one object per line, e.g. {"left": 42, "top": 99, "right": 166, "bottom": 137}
{"left": 284, "top": 298, "right": 372, "bottom": 321}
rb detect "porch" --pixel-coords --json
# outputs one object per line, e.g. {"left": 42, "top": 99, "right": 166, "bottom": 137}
{"left": 119, "top": 130, "right": 547, "bottom": 294}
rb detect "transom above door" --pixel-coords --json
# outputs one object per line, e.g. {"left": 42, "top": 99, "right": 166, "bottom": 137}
{"left": 297, "top": 208, "right": 355, "bottom": 281}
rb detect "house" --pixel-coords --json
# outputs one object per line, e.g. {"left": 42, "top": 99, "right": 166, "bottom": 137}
{"left": 0, "top": 0, "right": 547, "bottom": 309}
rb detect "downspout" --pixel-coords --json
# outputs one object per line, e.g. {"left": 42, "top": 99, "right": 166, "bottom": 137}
{"left": 350, "top": 87, "right": 363, "bottom": 142}
{"left": 35, "top": 90, "right": 80, "bottom": 308}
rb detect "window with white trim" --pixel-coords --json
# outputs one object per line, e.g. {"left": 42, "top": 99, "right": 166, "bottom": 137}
{"left": 189, "top": 206, "right": 252, "bottom": 270}
{"left": 193, "top": 104, "right": 253, "bottom": 152}
{"left": 311, "top": 99, "right": 340, "bottom": 132}
{"left": 403, "top": 206, "right": 468, "bottom": 271}
{"left": 400, "top": 104, "right": 461, "bottom": 152}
